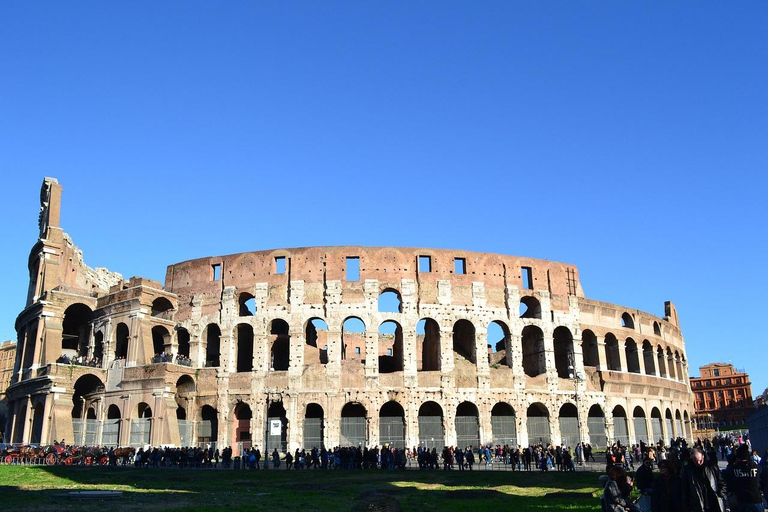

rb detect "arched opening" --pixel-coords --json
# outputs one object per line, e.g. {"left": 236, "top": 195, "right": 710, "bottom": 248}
{"left": 340, "top": 402, "right": 367, "bottom": 447}
{"left": 491, "top": 403, "right": 517, "bottom": 446}
{"left": 455, "top": 402, "right": 480, "bottom": 450}
{"left": 378, "top": 321, "right": 403, "bottom": 373}
{"left": 665, "top": 409, "right": 674, "bottom": 442}
{"left": 93, "top": 331, "right": 104, "bottom": 363}
{"left": 642, "top": 341, "right": 656, "bottom": 375}
{"left": 487, "top": 321, "right": 509, "bottom": 364}
{"left": 270, "top": 319, "right": 290, "bottom": 371}
{"left": 177, "top": 328, "right": 190, "bottom": 359}
{"left": 62, "top": 303, "right": 93, "bottom": 357}
{"left": 526, "top": 403, "right": 550, "bottom": 445}
{"left": 238, "top": 292, "right": 256, "bottom": 317}
{"left": 103, "top": 404, "right": 121, "bottom": 446}
{"left": 233, "top": 402, "right": 252, "bottom": 449}
{"left": 519, "top": 296, "right": 542, "bottom": 319}
{"left": 151, "top": 297, "right": 174, "bottom": 318}
{"left": 418, "top": 401, "right": 444, "bottom": 450}
{"left": 71, "top": 373, "right": 104, "bottom": 432}
{"left": 657, "top": 346, "right": 667, "bottom": 377}
{"left": 342, "top": 317, "right": 365, "bottom": 361}
{"left": 653, "top": 322, "right": 661, "bottom": 336}
{"left": 605, "top": 333, "right": 621, "bottom": 371}
{"left": 625, "top": 338, "right": 640, "bottom": 373}
{"left": 417, "top": 318, "right": 441, "bottom": 371}
{"left": 115, "top": 323, "right": 129, "bottom": 360}
{"left": 198, "top": 405, "right": 218, "bottom": 446}
{"left": 674, "top": 351, "right": 683, "bottom": 382}
{"left": 304, "top": 403, "right": 324, "bottom": 449}
{"left": 379, "top": 401, "right": 406, "bottom": 448}
{"left": 666, "top": 348, "right": 676, "bottom": 380}
{"left": 582, "top": 330, "right": 599, "bottom": 368}
{"left": 452, "top": 319, "right": 476, "bottom": 364}
{"left": 177, "top": 406, "right": 187, "bottom": 420}
{"left": 632, "top": 407, "right": 648, "bottom": 444}
{"left": 521, "top": 325, "right": 545, "bottom": 377}
{"left": 558, "top": 403, "right": 579, "bottom": 448}
{"left": 378, "top": 289, "right": 402, "bottom": 313}
{"left": 205, "top": 324, "right": 221, "bottom": 367}
{"left": 683, "top": 411, "right": 691, "bottom": 439}
{"left": 267, "top": 402, "right": 288, "bottom": 453}
{"left": 236, "top": 324, "right": 254, "bottom": 372}
{"left": 553, "top": 326, "right": 574, "bottom": 379}
{"left": 621, "top": 313, "right": 634, "bottom": 329}
{"left": 138, "top": 403, "right": 152, "bottom": 418}
{"left": 176, "top": 375, "right": 195, "bottom": 396}
{"left": 651, "top": 408, "right": 663, "bottom": 443}
{"left": 305, "top": 318, "right": 329, "bottom": 365}
{"left": 587, "top": 405, "right": 606, "bottom": 448}
{"left": 30, "top": 403, "right": 44, "bottom": 444}
{"left": 612, "top": 406, "right": 629, "bottom": 445}
{"left": 151, "top": 326, "right": 171, "bottom": 358}
{"left": 175, "top": 374, "right": 195, "bottom": 446}
{"left": 131, "top": 402, "right": 152, "bottom": 446}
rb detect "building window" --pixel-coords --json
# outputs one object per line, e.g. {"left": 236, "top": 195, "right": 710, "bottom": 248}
{"left": 346, "top": 257, "right": 360, "bottom": 281}
{"left": 355, "top": 347, "right": 361, "bottom": 355}
{"left": 387, "top": 348, "right": 392, "bottom": 356}
{"left": 212, "top": 264, "right": 221, "bottom": 281}
{"left": 714, "top": 369, "right": 720, "bottom": 376}
{"left": 521, "top": 267, "right": 533, "bottom": 289}
{"left": 454, "top": 258, "right": 466, "bottom": 274}
{"left": 275, "top": 257, "right": 286, "bottom": 274}
{"left": 418, "top": 255, "right": 431, "bottom": 273}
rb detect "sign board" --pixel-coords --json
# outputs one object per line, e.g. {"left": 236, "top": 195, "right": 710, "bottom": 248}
{"left": 270, "top": 420, "right": 281, "bottom": 436}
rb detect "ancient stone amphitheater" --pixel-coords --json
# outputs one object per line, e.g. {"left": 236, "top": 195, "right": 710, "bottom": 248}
{"left": 5, "top": 178, "right": 694, "bottom": 452}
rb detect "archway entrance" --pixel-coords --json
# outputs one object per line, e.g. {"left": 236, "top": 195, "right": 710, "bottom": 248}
{"left": 340, "top": 403, "right": 367, "bottom": 447}
{"left": 418, "top": 402, "right": 444, "bottom": 450}
{"left": 304, "top": 404, "right": 324, "bottom": 449}
{"left": 379, "top": 402, "right": 406, "bottom": 449}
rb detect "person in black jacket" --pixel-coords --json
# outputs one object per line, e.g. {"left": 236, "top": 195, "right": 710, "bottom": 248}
{"left": 651, "top": 459, "right": 682, "bottom": 512}
{"left": 725, "top": 444, "right": 764, "bottom": 512}
{"left": 635, "top": 457, "right": 655, "bottom": 495}
{"left": 681, "top": 447, "right": 726, "bottom": 512}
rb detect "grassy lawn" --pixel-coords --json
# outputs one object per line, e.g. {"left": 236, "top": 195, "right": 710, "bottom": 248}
{"left": 0, "top": 466, "right": 604, "bottom": 511}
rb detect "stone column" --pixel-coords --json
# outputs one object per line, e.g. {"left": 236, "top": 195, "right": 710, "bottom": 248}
{"left": 596, "top": 336, "right": 608, "bottom": 371}
{"left": 288, "top": 328, "right": 304, "bottom": 375}
{"left": 617, "top": 339, "right": 628, "bottom": 373}
{"left": 440, "top": 329, "right": 454, "bottom": 373}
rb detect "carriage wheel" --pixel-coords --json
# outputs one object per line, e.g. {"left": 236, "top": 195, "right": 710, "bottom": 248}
{"left": 64, "top": 457, "right": 73, "bottom": 466}
{"left": 100, "top": 456, "right": 109, "bottom": 466}
{"left": 4, "top": 455, "right": 11, "bottom": 464}
{"left": 45, "top": 453, "right": 56, "bottom": 466}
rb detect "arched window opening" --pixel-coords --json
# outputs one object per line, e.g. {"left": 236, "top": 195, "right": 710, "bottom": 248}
{"left": 674, "top": 351, "right": 683, "bottom": 383}
{"left": 378, "top": 321, "right": 403, "bottom": 373}
{"left": 587, "top": 405, "right": 607, "bottom": 448}
{"left": 152, "top": 326, "right": 171, "bottom": 359}
{"left": 657, "top": 346, "right": 667, "bottom": 377}
{"left": 452, "top": 320, "right": 476, "bottom": 364}
{"left": 558, "top": 403, "right": 579, "bottom": 448}
{"left": 205, "top": 324, "right": 221, "bottom": 367}
{"left": 491, "top": 403, "right": 517, "bottom": 446}
{"left": 177, "top": 406, "right": 187, "bottom": 420}
{"left": 487, "top": 321, "right": 509, "bottom": 365}
{"left": 378, "top": 290, "right": 402, "bottom": 313}
{"left": 665, "top": 409, "right": 674, "bottom": 442}
{"left": 30, "top": 403, "right": 45, "bottom": 444}
{"left": 115, "top": 323, "right": 129, "bottom": 360}
{"left": 177, "top": 328, "right": 190, "bottom": 359}
{"left": 642, "top": 341, "right": 656, "bottom": 376}
{"left": 304, "top": 404, "right": 325, "bottom": 449}
{"left": 417, "top": 318, "right": 440, "bottom": 372}
{"left": 62, "top": 303, "right": 93, "bottom": 357}
{"left": 340, "top": 403, "right": 367, "bottom": 447}
{"left": 93, "top": 331, "right": 104, "bottom": 363}
{"left": 151, "top": 297, "right": 174, "bottom": 318}
{"left": 198, "top": 405, "right": 218, "bottom": 446}
{"left": 653, "top": 322, "right": 661, "bottom": 336}
{"left": 621, "top": 313, "right": 634, "bottom": 329}
{"left": 239, "top": 293, "right": 256, "bottom": 316}
{"left": 582, "top": 330, "right": 599, "bottom": 367}
{"left": 342, "top": 317, "right": 365, "bottom": 362}
{"left": 651, "top": 408, "right": 663, "bottom": 444}
{"left": 519, "top": 296, "right": 542, "bottom": 319}
{"left": 418, "top": 401, "right": 444, "bottom": 450}
{"left": 553, "top": 326, "right": 574, "bottom": 379}
{"left": 605, "top": 334, "right": 621, "bottom": 371}
{"left": 633, "top": 407, "right": 649, "bottom": 444}
{"left": 236, "top": 324, "right": 254, "bottom": 372}
{"left": 138, "top": 403, "right": 152, "bottom": 418}
{"left": 270, "top": 319, "right": 290, "bottom": 371}
{"left": 527, "top": 403, "right": 550, "bottom": 445}
{"left": 521, "top": 325, "right": 545, "bottom": 377}
{"left": 625, "top": 338, "right": 641, "bottom": 373}
{"left": 456, "top": 402, "right": 480, "bottom": 450}
{"left": 71, "top": 374, "right": 105, "bottom": 419}
{"left": 379, "top": 401, "right": 406, "bottom": 449}
{"left": 666, "top": 348, "right": 677, "bottom": 380}
{"left": 267, "top": 402, "right": 288, "bottom": 453}
{"left": 612, "top": 406, "right": 629, "bottom": 445}
{"left": 233, "top": 402, "right": 252, "bottom": 449}
{"left": 305, "top": 318, "right": 329, "bottom": 364}
{"left": 103, "top": 404, "right": 121, "bottom": 446}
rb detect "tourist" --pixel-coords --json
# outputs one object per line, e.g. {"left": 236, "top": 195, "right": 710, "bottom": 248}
{"left": 681, "top": 447, "right": 726, "bottom": 512}
{"left": 603, "top": 465, "right": 642, "bottom": 512}
{"left": 725, "top": 444, "right": 764, "bottom": 512}
{"left": 651, "top": 459, "right": 682, "bottom": 512}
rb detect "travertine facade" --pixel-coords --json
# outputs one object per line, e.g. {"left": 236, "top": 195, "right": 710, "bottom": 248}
{"left": 4, "top": 178, "right": 695, "bottom": 451}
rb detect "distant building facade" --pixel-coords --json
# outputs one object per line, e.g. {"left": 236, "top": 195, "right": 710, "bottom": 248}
{"left": 691, "top": 363, "right": 753, "bottom": 427}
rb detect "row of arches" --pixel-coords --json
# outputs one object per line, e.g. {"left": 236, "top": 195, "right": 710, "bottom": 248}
{"left": 581, "top": 330, "right": 687, "bottom": 381}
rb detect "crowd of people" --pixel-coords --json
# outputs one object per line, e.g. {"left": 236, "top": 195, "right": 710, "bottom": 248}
{"left": 56, "top": 354, "right": 101, "bottom": 367}
{"left": 602, "top": 437, "right": 768, "bottom": 512}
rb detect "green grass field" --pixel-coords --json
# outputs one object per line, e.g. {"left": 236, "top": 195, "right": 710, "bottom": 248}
{"left": 0, "top": 466, "right": 604, "bottom": 511}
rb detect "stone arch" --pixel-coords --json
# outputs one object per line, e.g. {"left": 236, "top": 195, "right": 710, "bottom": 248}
{"left": 267, "top": 401, "right": 288, "bottom": 452}
{"left": 452, "top": 319, "right": 476, "bottom": 364}
{"left": 235, "top": 323, "right": 254, "bottom": 372}
{"left": 378, "top": 289, "right": 402, "bottom": 313}
{"left": 305, "top": 318, "right": 329, "bottom": 365}
{"left": 151, "top": 325, "right": 171, "bottom": 357}
{"left": 233, "top": 402, "right": 252, "bottom": 448}
{"left": 342, "top": 317, "right": 365, "bottom": 361}
{"left": 379, "top": 401, "right": 406, "bottom": 448}
{"left": 605, "top": 333, "right": 621, "bottom": 371}
{"left": 520, "top": 296, "right": 542, "bottom": 319}
{"left": 62, "top": 303, "right": 93, "bottom": 357}
{"left": 30, "top": 402, "right": 45, "bottom": 444}
{"left": 527, "top": 403, "right": 550, "bottom": 445}
{"left": 417, "top": 318, "right": 441, "bottom": 371}
{"left": 558, "top": 403, "right": 579, "bottom": 448}
{"left": 625, "top": 338, "right": 640, "bottom": 373}
{"left": 418, "top": 401, "right": 444, "bottom": 450}
{"left": 612, "top": 405, "right": 629, "bottom": 445}
{"left": 683, "top": 411, "right": 692, "bottom": 439}
{"left": 491, "top": 402, "right": 517, "bottom": 446}
{"left": 71, "top": 374, "right": 104, "bottom": 419}
{"left": 521, "top": 325, "right": 545, "bottom": 377}
{"left": 632, "top": 406, "right": 649, "bottom": 443}
{"left": 455, "top": 401, "right": 480, "bottom": 450}
{"left": 138, "top": 402, "right": 152, "bottom": 418}
{"left": 650, "top": 407, "right": 663, "bottom": 443}
{"left": 657, "top": 345, "right": 667, "bottom": 377}
{"left": 675, "top": 410, "right": 683, "bottom": 439}
{"left": 487, "top": 320, "right": 510, "bottom": 358}
{"left": 553, "top": 326, "right": 574, "bottom": 379}
{"left": 93, "top": 330, "right": 104, "bottom": 362}
{"left": 665, "top": 408, "right": 674, "bottom": 442}
{"left": 177, "top": 327, "right": 190, "bottom": 358}
{"left": 587, "top": 405, "right": 607, "bottom": 447}
{"left": 204, "top": 323, "right": 221, "bottom": 367}
{"left": 340, "top": 402, "right": 367, "bottom": 447}
{"left": 582, "top": 329, "right": 599, "bottom": 368}
{"left": 199, "top": 405, "right": 218, "bottom": 446}
{"left": 115, "top": 322, "right": 129, "bottom": 360}
{"left": 378, "top": 320, "right": 403, "bottom": 373}
{"left": 653, "top": 322, "right": 661, "bottom": 336}
{"left": 269, "top": 319, "right": 290, "bottom": 371}
{"left": 666, "top": 348, "right": 676, "bottom": 380}
{"left": 621, "top": 312, "right": 634, "bottom": 329}
{"left": 238, "top": 292, "right": 256, "bottom": 316}
{"left": 642, "top": 340, "right": 656, "bottom": 375}
{"left": 304, "top": 403, "right": 325, "bottom": 449}
{"left": 674, "top": 351, "right": 683, "bottom": 382}
{"left": 151, "top": 297, "right": 174, "bottom": 318}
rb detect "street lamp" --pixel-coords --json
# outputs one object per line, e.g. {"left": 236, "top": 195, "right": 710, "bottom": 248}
{"left": 568, "top": 351, "right": 585, "bottom": 466}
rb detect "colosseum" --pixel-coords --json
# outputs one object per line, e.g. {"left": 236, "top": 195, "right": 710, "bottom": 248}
{"left": 4, "top": 178, "right": 695, "bottom": 452}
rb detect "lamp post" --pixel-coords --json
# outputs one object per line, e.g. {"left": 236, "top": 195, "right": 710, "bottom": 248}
{"left": 568, "top": 351, "right": 585, "bottom": 466}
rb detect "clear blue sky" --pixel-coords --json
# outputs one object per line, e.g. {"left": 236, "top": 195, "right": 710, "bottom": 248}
{"left": 1, "top": 2, "right": 766, "bottom": 394}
